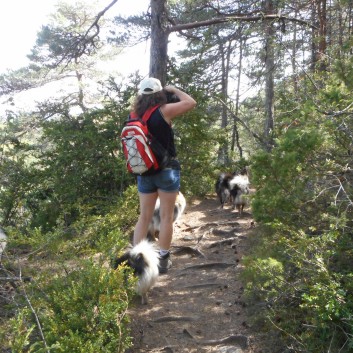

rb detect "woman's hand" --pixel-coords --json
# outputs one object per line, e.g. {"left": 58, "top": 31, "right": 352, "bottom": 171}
{"left": 164, "top": 85, "right": 176, "bottom": 93}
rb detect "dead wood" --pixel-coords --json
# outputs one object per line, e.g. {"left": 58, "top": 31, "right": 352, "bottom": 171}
{"left": 207, "top": 237, "right": 238, "bottom": 248}
{"left": 199, "top": 334, "right": 249, "bottom": 349}
{"left": 211, "top": 228, "right": 239, "bottom": 237}
{"left": 0, "top": 276, "right": 32, "bottom": 282}
{"left": 153, "top": 315, "right": 199, "bottom": 323}
{"left": 171, "top": 245, "right": 205, "bottom": 258}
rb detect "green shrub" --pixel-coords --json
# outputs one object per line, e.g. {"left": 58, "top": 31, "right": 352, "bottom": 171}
{"left": 4, "top": 261, "right": 134, "bottom": 353}
{"left": 246, "top": 103, "right": 353, "bottom": 352}
{"left": 242, "top": 257, "right": 284, "bottom": 303}
{"left": 1, "top": 185, "right": 141, "bottom": 352}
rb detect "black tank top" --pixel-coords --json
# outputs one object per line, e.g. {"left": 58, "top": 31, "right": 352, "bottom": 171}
{"left": 147, "top": 108, "right": 176, "bottom": 158}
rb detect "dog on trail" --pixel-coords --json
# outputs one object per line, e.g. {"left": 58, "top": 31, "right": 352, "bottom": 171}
{"left": 111, "top": 193, "right": 186, "bottom": 304}
{"left": 215, "top": 173, "right": 234, "bottom": 208}
{"left": 147, "top": 192, "right": 186, "bottom": 240}
{"left": 112, "top": 239, "right": 159, "bottom": 305}
{"left": 215, "top": 170, "right": 250, "bottom": 215}
{"left": 229, "top": 173, "right": 250, "bottom": 215}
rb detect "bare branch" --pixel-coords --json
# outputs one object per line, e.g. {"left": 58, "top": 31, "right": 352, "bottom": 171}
{"left": 215, "top": 97, "right": 267, "bottom": 146}
{"left": 83, "top": 0, "right": 119, "bottom": 39}
{"left": 22, "top": 284, "right": 50, "bottom": 353}
{"left": 323, "top": 101, "right": 353, "bottom": 117}
{"left": 56, "top": 0, "right": 119, "bottom": 66}
{"left": 167, "top": 13, "right": 316, "bottom": 34}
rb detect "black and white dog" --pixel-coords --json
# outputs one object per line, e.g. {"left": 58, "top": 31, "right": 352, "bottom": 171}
{"left": 229, "top": 173, "right": 250, "bottom": 215}
{"left": 112, "top": 239, "right": 159, "bottom": 305}
{"left": 147, "top": 192, "right": 186, "bottom": 240}
{"left": 112, "top": 192, "right": 186, "bottom": 304}
{"left": 215, "top": 173, "right": 234, "bottom": 208}
{"left": 215, "top": 170, "right": 250, "bottom": 215}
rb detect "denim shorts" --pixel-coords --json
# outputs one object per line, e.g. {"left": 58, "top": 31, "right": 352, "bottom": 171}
{"left": 137, "top": 169, "right": 180, "bottom": 193}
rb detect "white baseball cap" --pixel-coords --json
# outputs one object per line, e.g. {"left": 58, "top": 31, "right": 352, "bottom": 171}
{"left": 138, "top": 77, "right": 163, "bottom": 95}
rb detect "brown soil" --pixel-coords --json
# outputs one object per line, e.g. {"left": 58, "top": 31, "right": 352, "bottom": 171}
{"left": 126, "top": 196, "right": 265, "bottom": 353}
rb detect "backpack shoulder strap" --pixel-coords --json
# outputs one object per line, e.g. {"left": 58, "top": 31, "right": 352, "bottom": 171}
{"left": 141, "top": 105, "right": 160, "bottom": 123}
{"left": 129, "top": 105, "right": 160, "bottom": 122}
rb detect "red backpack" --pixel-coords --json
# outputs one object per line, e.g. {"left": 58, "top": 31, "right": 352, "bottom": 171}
{"left": 121, "top": 105, "right": 170, "bottom": 175}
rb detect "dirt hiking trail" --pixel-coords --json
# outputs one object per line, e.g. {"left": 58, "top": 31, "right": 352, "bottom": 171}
{"left": 126, "top": 196, "right": 265, "bottom": 353}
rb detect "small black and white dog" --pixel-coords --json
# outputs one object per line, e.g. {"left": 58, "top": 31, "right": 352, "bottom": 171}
{"left": 112, "top": 239, "right": 160, "bottom": 305}
{"left": 112, "top": 193, "right": 186, "bottom": 304}
{"left": 147, "top": 192, "right": 186, "bottom": 240}
{"left": 229, "top": 174, "right": 250, "bottom": 215}
{"left": 215, "top": 173, "right": 234, "bottom": 208}
{"left": 215, "top": 169, "right": 250, "bottom": 215}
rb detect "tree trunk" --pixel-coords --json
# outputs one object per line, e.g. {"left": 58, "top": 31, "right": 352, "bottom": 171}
{"left": 218, "top": 37, "right": 232, "bottom": 165}
{"left": 317, "top": 0, "right": 327, "bottom": 57}
{"left": 292, "top": 8, "right": 299, "bottom": 94}
{"left": 311, "top": 3, "right": 318, "bottom": 71}
{"left": 310, "top": 0, "right": 327, "bottom": 71}
{"left": 149, "top": 0, "right": 169, "bottom": 84}
{"left": 316, "top": 0, "right": 327, "bottom": 70}
{"left": 264, "top": 0, "right": 275, "bottom": 151}
{"left": 231, "top": 37, "right": 244, "bottom": 159}
{"left": 338, "top": 2, "right": 343, "bottom": 50}
{"left": 75, "top": 68, "right": 87, "bottom": 113}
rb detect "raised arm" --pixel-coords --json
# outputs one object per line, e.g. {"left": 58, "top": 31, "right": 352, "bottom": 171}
{"left": 160, "top": 85, "right": 196, "bottom": 123}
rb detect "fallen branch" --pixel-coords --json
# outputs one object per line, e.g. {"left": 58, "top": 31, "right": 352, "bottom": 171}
{"left": 207, "top": 237, "right": 238, "bottom": 248}
{"left": 172, "top": 246, "right": 205, "bottom": 258}
{"left": 211, "top": 228, "right": 238, "bottom": 237}
{"left": 153, "top": 315, "right": 199, "bottom": 323}
{"left": 22, "top": 286, "right": 50, "bottom": 353}
{"left": 196, "top": 229, "right": 212, "bottom": 244}
{"left": 199, "top": 334, "right": 249, "bottom": 349}
{"left": 0, "top": 276, "right": 32, "bottom": 282}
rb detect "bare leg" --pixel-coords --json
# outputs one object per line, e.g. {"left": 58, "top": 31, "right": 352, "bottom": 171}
{"left": 157, "top": 190, "right": 178, "bottom": 250}
{"left": 133, "top": 192, "right": 158, "bottom": 245}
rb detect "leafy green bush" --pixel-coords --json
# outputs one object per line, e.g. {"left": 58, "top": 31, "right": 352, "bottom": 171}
{"left": 1, "top": 185, "right": 140, "bottom": 352}
{"left": 242, "top": 257, "right": 284, "bottom": 303}
{"left": 245, "top": 85, "right": 353, "bottom": 352}
{"left": 4, "top": 262, "right": 134, "bottom": 353}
